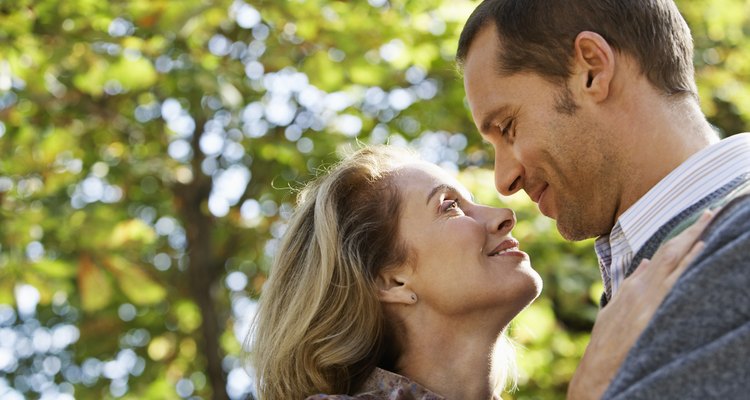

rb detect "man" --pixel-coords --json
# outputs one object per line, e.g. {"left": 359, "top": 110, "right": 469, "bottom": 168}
{"left": 457, "top": 0, "right": 750, "bottom": 399}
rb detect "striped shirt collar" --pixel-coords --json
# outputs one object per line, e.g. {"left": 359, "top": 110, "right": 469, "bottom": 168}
{"left": 595, "top": 132, "right": 750, "bottom": 295}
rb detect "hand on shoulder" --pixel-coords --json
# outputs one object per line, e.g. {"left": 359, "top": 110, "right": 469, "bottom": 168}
{"left": 567, "top": 210, "right": 713, "bottom": 399}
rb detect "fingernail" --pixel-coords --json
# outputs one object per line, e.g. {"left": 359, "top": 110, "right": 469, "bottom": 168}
{"left": 700, "top": 210, "right": 713, "bottom": 221}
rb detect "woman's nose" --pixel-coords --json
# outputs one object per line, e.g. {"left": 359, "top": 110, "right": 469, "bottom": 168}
{"left": 484, "top": 206, "right": 516, "bottom": 236}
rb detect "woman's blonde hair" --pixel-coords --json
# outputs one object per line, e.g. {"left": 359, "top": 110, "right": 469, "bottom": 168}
{"left": 249, "top": 145, "right": 518, "bottom": 399}
{"left": 249, "top": 145, "right": 415, "bottom": 399}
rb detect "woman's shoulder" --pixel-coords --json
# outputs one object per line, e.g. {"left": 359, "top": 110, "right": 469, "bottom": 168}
{"left": 305, "top": 368, "right": 445, "bottom": 400}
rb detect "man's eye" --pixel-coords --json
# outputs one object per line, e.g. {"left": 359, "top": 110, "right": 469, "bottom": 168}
{"left": 500, "top": 118, "right": 514, "bottom": 136}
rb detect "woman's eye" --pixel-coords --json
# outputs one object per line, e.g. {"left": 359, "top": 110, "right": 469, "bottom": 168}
{"left": 441, "top": 199, "right": 460, "bottom": 212}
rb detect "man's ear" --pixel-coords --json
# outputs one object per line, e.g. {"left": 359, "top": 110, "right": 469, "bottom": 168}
{"left": 376, "top": 267, "right": 417, "bottom": 305}
{"left": 571, "top": 31, "right": 616, "bottom": 102}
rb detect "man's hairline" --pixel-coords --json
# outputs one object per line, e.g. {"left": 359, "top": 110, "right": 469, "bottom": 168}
{"left": 458, "top": 20, "right": 574, "bottom": 90}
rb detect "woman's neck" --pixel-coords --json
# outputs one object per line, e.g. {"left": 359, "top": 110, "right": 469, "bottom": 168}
{"left": 394, "top": 321, "right": 505, "bottom": 400}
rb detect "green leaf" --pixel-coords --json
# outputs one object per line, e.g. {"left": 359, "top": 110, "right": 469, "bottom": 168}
{"left": 107, "top": 56, "right": 158, "bottom": 91}
{"left": 0, "top": 280, "right": 15, "bottom": 305}
{"left": 73, "top": 59, "right": 108, "bottom": 96}
{"left": 107, "top": 256, "right": 166, "bottom": 306}
{"left": 141, "top": 374, "right": 179, "bottom": 400}
{"left": 173, "top": 300, "right": 202, "bottom": 333}
{"left": 109, "top": 219, "right": 157, "bottom": 248}
{"left": 78, "top": 255, "right": 113, "bottom": 312}
{"left": 32, "top": 258, "right": 78, "bottom": 279}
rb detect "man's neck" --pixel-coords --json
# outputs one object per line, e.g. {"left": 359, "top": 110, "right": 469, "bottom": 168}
{"left": 609, "top": 93, "right": 718, "bottom": 222}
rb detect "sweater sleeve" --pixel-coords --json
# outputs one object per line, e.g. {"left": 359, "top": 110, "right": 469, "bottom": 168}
{"left": 602, "top": 195, "right": 750, "bottom": 399}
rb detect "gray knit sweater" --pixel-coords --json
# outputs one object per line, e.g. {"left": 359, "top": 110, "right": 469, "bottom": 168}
{"left": 602, "top": 174, "right": 750, "bottom": 399}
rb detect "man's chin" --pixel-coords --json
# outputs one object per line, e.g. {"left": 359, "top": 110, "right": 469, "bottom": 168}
{"left": 555, "top": 218, "right": 599, "bottom": 242}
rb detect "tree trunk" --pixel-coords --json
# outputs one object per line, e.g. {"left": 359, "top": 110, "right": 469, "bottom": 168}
{"left": 174, "top": 119, "right": 229, "bottom": 400}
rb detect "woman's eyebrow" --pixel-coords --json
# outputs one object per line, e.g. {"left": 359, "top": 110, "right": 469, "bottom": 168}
{"left": 426, "top": 183, "right": 475, "bottom": 205}
{"left": 426, "top": 184, "right": 456, "bottom": 206}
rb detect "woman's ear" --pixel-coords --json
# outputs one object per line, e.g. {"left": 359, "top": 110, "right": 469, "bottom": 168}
{"left": 376, "top": 268, "right": 417, "bottom": 305}
{"left": 571, "top": 31, "right": 616, "bottom": 103}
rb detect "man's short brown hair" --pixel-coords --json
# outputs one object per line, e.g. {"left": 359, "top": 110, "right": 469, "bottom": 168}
{"left": 456, "top": 0, "right": 697, "bottom": 99}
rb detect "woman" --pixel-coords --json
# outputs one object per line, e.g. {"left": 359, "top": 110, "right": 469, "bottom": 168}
{"left": 249, "top": 145, "right": 709, "bottom": 399}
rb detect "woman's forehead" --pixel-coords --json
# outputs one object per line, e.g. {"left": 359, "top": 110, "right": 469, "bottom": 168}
{"left": 394, "top": 163, "right": 470, "bottom": 198}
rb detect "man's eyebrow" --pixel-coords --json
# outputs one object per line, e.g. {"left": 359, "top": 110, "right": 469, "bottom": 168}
{"left": 479, "top": 106, "right": 511, "bottom": 134}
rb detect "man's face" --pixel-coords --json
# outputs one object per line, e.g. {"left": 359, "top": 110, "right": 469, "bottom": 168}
{"left": 462, "top": 25, "right": 621, "bottom": 240}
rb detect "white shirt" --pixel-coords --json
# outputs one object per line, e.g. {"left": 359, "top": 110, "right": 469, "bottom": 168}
{"left": 595, "top": 132, "right": 750, "bottom": 297}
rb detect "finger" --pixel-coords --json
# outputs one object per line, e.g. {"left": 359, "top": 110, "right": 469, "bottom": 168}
{"left": 676, "top": 210, "right": 714, "bottom": 244}
{"left": 665, "top": 241, "right": 705, "bottom": 286}
{"left": 651, "top": 210, "right": 713, "bottom": 271}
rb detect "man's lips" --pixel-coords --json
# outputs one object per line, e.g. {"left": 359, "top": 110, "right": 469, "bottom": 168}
{"left": 529, "top": 184, "right": 548, "bottom": 204}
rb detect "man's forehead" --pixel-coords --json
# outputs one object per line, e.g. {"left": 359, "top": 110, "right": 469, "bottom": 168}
{"left": 463, "top": 24, "right": 501, "bottom": 75}
{"left": 462, "top": 25, "right": 509, "bottom": 126}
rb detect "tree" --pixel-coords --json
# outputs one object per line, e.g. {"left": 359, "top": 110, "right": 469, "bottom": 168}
{"left": 0, "top": 0, "right": 747, "bottom": 399}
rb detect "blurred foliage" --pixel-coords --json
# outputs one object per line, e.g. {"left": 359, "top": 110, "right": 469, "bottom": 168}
{"left": 0, "top": 0, "right": 748, "bottom": 399}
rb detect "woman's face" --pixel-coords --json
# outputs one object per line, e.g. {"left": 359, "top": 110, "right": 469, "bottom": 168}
{"left": 393, "top": 162, "right": 542, "bottom": 325}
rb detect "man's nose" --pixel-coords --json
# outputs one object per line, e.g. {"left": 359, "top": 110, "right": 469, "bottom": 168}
{"left": 494, "top": 152, "right": 524, "bottom": 196}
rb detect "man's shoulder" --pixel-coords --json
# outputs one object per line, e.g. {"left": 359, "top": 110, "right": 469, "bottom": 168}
{"left": 702, "top": 183, "right": 750, "bottom": 248}
{"left": 622, "top": 173, "right": 750, "bottom": 282}
{"left": 669, "top": 183, "right": 750, "bottom": 297}
{"left": 603, "top": 186, "right": 750, "bottom": 399}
